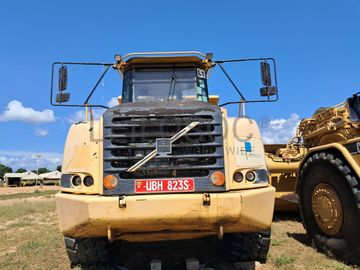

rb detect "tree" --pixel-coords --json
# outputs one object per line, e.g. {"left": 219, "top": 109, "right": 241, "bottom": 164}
{"left": 32, "top": 167, "right": 50, "bottom": 175}
{"left": 0, "top": 164, "right": 13, "bottom": 179}
{"left": 16, "top": 168, "right": 27, "bottom": 173}
{"left": 56, "top": 165, "right": 62, "bottom": 172}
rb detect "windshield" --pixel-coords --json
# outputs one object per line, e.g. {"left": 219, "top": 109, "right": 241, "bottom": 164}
{"left": 122, "top": 67, "right": 209, "bottom": 103}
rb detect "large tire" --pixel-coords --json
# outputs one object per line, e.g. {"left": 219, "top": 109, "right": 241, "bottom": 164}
{"left": 299, "top": 152, "right": 360, "bottom": 265}
{"left": 221, "top": 231, "right": 271, "bottom": 264}
{"left": 64, "top": 237, "right": 111, "bottom": 269}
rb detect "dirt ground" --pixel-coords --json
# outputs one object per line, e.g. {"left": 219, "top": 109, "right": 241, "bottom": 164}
{"left": 0, "top": 185, "right": 59, "bottom": 195}
{"left": 0, "top": 188, "right": 357, "bottom": 270}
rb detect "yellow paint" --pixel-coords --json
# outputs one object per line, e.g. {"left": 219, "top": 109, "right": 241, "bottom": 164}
{"left": 266, "top": 97, "right": 360, "bottom": 211}
{"left": 61, "top": 120, "right": 103, "bottom": 194}
{"left": 209, "top": 95, "right": 220, "bottom": 106}
{"left": 222, "top": 112, "right": 269, "bottom": 191}
{"left": 56, "top": 187, "right": 274, "bottom": 241}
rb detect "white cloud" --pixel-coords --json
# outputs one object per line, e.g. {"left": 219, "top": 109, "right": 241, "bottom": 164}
{"left": 67, "top": 108, "right": 105, "bottom": 123}
{"left": 66, "top": 97, "right": 120, "bottom": 123}
{"left": 0, "top": 100, "right": 55, "bottom": 124}
{"left": 0, "top": 150, "right": 63, "bottom": 171}
{"left": 107, "top": 97, "right": 119, "bottom": 107}
{"left": 260, "top": 113, "right": 301, "bottom": 144}
{"left": 34, "top": 128, "right": 49, "bottom": 136}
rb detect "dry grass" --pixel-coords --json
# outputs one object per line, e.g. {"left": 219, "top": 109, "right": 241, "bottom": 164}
{"left": 0, "top": 194, "right": 357, "bottom": 270}
{"left": 263, "top": 214, "right": 356, "bottom": 270}
{"left": 0, "top": 199, "right": 68, "bottom": 269}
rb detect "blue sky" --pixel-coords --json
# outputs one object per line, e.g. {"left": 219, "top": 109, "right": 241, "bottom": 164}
{"left": 0, "top": 0, "right": 359, "bottom": 170}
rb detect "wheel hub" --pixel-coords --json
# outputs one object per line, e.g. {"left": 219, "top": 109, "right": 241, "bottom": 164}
{"left": 311, "top": 183, "right": 343, "bottom": 235}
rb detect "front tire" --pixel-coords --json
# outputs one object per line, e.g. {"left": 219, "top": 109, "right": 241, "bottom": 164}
{"left": 64, "top": 237, "right": 111, "bottom": 269}
{"left": 221, "top": 231, "right": 271, "bottom": 264}
{"left": 299, "top": 152, "right": 360, "bottom": 264}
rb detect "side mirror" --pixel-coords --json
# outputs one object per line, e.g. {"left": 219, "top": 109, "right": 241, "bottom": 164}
{"left": 56, "top": 92, "right": 70, "bottom": 103}
{"left": 260, "top": 86, "right": 277, "bottom": 97}
{"left": 260, "top": 62, "right": 277, "bottom": 96}
{"left": 260, "top": 62, "right": 271, "bottom": 86}
{"left": 58, "top": 66, "right": 68, "bottom": 91}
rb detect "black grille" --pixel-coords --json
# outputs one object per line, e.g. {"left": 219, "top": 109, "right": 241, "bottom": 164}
{"left": 103, "top": 101, "right": 225, "bottom": 195}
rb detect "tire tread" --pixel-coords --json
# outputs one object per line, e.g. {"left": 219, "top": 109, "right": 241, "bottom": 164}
{"left": 299, "top": 152, "right": 360, "bottom": 265}
{"left": 222, "top": 231, "right": 271, "bottom": 264}
{"left": 64, "top": 237, "right": 111, "bottom": 268}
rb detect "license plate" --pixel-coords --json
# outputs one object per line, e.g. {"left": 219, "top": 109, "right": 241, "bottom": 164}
{"left": 135, "top": 179, "right": 195, "bottom": 193}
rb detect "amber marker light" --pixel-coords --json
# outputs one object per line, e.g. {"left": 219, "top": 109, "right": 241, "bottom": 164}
{"left": 211, "top": 171, "right": 225, "bottom": 186}
{"left": 104, "top": 175, "right": 118, "bottom": 190}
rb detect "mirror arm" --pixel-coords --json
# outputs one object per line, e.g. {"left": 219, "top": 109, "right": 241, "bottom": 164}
{"left": 83, "top": 65, "right": 112, "bottom": 105}
{"left": 216, "top": 62, "right": 246, "bottom": 101}
{"left": 50, "top": 62, "right": 57, "bottom": 106}
{"left": 219, "top": 101, "right": 243, "bottom": 107}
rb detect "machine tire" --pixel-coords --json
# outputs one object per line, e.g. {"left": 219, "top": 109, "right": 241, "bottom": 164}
{"left": 64, "top": 237, "right": 111, "bottom": 269}
{"left": 221, "top": 231, "right": 271, "bottom": 264}
{"left": 299, "top": 152, "right": 360, "bottom": 265}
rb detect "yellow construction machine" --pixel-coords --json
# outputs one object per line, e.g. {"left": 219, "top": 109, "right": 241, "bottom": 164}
{"left": 266, "top": 93, "right": 360, "bottom": 264}
{"left": 50, "top": 52, "right": 280, "bottom": 268}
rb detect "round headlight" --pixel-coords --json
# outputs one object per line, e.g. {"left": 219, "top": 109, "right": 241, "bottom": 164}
{"left": 84, "top": 176, "right": 94, "bottom": 187}
{"left": 72, "top": 175, "right": 82, "bottom": 186}
{"left": 245, "top": 171, "right": 256, "bottom": 182}
{"left": 233, "top": 171, "right": 244, "bottom": 183}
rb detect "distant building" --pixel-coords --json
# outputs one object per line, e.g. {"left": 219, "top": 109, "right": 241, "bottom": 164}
{"left": 21, "top": 171, "right": 41, "bottom": 185}
{"left": 3, "top": 170, "right": 62, "bottom": 187}
{"left": 4, "top": 173, "right": 29, "bottom": 186}
{"left": 40, "top": 170, "right": 61, "bottom": 185}
{"left": 4, "top": 171, "right": 40, "bottom": 186}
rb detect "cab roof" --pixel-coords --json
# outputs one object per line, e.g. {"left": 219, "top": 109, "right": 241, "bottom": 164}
{"left": 116, "top": 56, "right": 213, "bottom": 73}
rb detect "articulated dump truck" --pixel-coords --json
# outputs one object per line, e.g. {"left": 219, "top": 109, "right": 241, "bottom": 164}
{"left": 266, "top": 93, "right": 360, "bottom": 264}
{"left": 50, "top": 52, "right": 279, "bottom": 268}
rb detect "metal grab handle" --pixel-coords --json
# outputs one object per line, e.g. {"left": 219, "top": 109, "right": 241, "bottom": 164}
{"left": 120, "top": 51, "right": 207, "bottom": 62}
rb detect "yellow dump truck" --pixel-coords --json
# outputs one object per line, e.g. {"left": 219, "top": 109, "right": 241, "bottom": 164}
{"left": 51, "top": 52, "right": 279, "bottom": 268}
{"left": 266, "top": 93, "right": 360, "bottom": 264}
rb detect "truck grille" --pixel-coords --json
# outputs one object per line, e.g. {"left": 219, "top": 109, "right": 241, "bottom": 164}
{"left": 103, "top": 101, "right": 225, "bottom": 195}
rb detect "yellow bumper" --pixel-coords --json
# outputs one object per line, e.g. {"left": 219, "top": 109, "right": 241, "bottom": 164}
{"left": 56, "top": 187, "right": 275, "bottom": 241}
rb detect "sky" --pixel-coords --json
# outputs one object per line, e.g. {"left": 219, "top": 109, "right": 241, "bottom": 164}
{"left": 0, "top": 0, "right": 359, "bottom": 170}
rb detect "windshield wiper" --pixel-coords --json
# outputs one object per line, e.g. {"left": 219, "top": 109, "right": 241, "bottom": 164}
{"left": 167, "top": 74, "right": 177, "bottom": 101}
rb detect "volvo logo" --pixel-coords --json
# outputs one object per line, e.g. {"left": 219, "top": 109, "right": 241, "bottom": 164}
{"left": 127, "top": 122, "right": 199, "bottom": 172}
{"left": 156, "top": 138, "right": 172, "bottom": 155}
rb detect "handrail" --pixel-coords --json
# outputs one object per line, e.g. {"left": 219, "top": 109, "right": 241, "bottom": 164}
{"left": 119, "top": 51, "right": 207, "bottom": 61}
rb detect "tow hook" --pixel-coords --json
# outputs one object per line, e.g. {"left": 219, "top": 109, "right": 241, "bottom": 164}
{"left": 119, "top": 196, "right": 126, "bottom": 208}
{"left": 203, "top": 193, "right": 211, "bottom": 206}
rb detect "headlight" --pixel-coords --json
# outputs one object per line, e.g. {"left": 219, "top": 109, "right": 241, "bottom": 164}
{"left": 245, "top": 171, "right": 256, "bottom": 182}
{"left": 84, "top": 175, "right": 94, "bottom": 187}
{"left": 233, "top": 171, "right": 244, "bottom": 182}
{"left": 71, "top": 175, "right": 82, "bottom": 186}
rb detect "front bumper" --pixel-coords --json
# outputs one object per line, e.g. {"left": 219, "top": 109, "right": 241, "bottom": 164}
{"left": 56, "top": 186, "right": 275, "bottom": 242}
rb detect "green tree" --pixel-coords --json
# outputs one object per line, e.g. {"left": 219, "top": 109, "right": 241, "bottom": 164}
{"left": 0, "top": 164, "right": 13, "bottom": 179}
{"left": 16, "top": 168, "right": 27, "bottom": 173}
{"left": 32, "top": 167, "right": 50, "bottom": 175}
{"left": 56, "top": 165, "right": 62, "bottom": 172}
